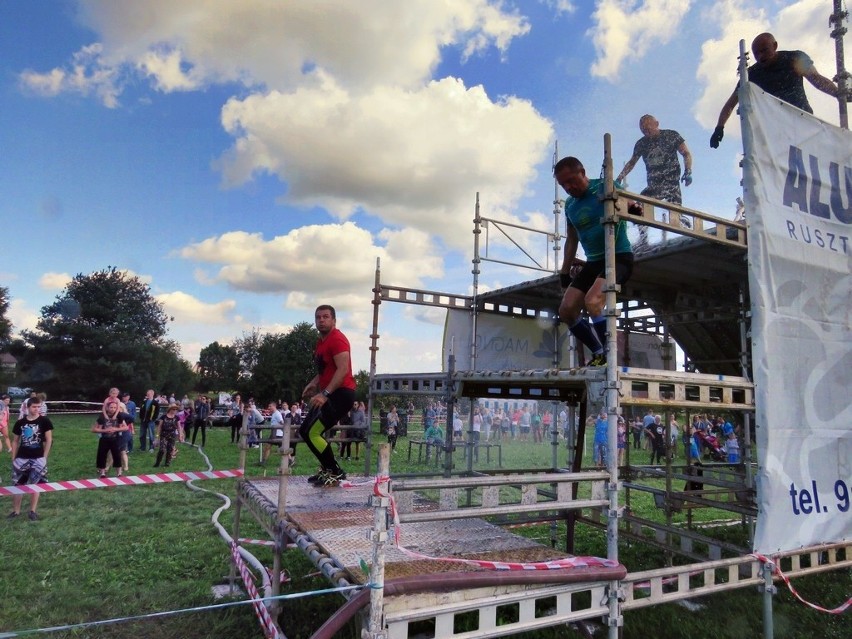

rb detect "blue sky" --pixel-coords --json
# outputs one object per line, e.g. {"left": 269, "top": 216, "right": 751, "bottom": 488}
{"left": 0, "top": 1, "right": 846, "bottom": 374}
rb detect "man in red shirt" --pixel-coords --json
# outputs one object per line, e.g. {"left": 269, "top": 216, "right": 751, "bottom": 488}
{"left": 300, "top": 305, "right": 357, "bottom": 486}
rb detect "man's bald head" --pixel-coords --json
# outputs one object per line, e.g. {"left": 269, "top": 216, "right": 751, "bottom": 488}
{"left": 752, "top": 32, "right": 778, "bottom": 64}
{"left": 639, "top": 114, "right": 659, "bottom": 137}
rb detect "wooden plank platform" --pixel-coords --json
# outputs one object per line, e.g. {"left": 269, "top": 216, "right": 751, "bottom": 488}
{"left": 245, "top": 477, "right": 606, "bottom": 585}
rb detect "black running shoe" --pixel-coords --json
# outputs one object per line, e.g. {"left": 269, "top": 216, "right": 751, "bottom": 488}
{"left": 322, "top": 471, "right": 347, "bottom": 487}
{"left": 307, "top": 468, "right": 328, "bottom": 484}
{"left": 588, "top": 353, "right": 607, "bottom": 367}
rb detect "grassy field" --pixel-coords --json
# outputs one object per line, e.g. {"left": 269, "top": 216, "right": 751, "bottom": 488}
{"left": 0, "top": 414, "right": 848, "bottom": 638}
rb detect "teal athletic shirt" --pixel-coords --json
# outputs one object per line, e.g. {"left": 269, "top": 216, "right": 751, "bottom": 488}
{"left": 564, "top": 178, "right": 632, "bottom": 261}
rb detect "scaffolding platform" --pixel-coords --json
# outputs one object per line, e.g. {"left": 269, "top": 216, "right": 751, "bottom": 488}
{"left": 238, "top": 473, "right": 628, "bottom": 637}
{"left": 241, "top": 475, "right": 624, "bottom": 582}
{"left": 374, "top": 366, "right": 754, "bottom": 411}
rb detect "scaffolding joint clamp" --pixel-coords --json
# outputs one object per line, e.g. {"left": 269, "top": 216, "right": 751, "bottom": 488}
{"left": 367, "top": 529, "right": 389, "bottom": 542}
{"left": 607, "top": 616, "right": 624, "bottom": 628}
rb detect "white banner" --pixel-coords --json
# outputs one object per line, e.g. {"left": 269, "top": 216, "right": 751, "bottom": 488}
{"left": 742, "top": 83, "right": 852, "bottom": 554}
{"left": 442, "top": 310, "right": 667, "bottom": 371}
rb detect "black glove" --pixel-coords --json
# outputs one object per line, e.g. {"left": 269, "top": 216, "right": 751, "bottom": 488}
{"left": 710, "top": 126, "right": 724, "bottom": 148}
{"left": 681, "top": 170, "right": 692, "bottom": 187}
{"left": 559, "top": 272, "right": 571, "bottom": 288}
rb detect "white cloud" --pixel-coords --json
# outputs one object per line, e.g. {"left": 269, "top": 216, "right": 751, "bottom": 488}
{"left": 179, "top": 222, "right": 444, "bottom": 303}
{"left": 694, "top": 0, "right": 841, "bottom": 134}
{"left": 8, "top": 299, "right": 39, "bottom": 337}
{"left": 216, "top": 75, "right": 552, "bottom": 249}
{"left": 39, "top": 1, "right": 529, "bottom": 95}
{"left": 693, "top": 1, "right": 767, "bottom": 132}
{"left": 137, "top": 48, "right": 204, "bottom": 92}
{"left": 37, "top": 270, "right": 150, "bottom": 293}
{"left": 38, "top": 272, "right": 72, "bottom": 291}
{"left": 155, "top": 291, "right": 237, "bottom": 324}
{"left": 23, "top": 2, "right": 551, "bottom": 251}
{"left": 541, "top": 0, "right": 577, "bottom": 16}
{"left": 370, "top": 328, "right": 445, "bottom": 374}
{"left": 403, "top": 306, "right": 448, "bottom": 326}
{"left": 19, "top": 43, "right": 122, "bottom": 108}
{"left": 176, "top": 340, "right": 205, "bottom": 367}
{"left": 589, "top": 0, "right": 692, "bottom": 80}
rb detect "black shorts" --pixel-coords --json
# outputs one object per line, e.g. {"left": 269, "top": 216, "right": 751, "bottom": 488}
{"left": 569, "top": 252, "right": 634, "bottom": 294}
{"left": 320, "top": 388, "right": 356, "bottom": 428}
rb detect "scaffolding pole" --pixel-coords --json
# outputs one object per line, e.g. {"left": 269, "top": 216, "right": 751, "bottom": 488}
{"left": 602, "top": 134, "right": 623, "bottom": 638}
{"left": 367, "top": 257, "right": 382, "bottom": 474}
{"left": 830, "top": 0, "right": 851, "bottom": 128}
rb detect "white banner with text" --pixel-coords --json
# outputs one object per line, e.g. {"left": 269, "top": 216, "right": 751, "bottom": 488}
{"left": 743, "top": 83, "right": 852, "bottom": 553}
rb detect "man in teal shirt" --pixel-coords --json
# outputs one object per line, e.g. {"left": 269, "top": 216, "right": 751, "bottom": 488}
{"left": 555, "top": 156, "right": 635, "bottom": 366}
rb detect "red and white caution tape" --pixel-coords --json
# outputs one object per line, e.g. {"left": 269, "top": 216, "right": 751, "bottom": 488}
{"left": 238, "top": 538, "right": 276, "bottom": 547}
{"left": 338, "top": 477, "right": 373, "bottom": 489}
{"left": 372, "top": 475, "right": 619, "bottom": 571}
{"left": 230, "top": 542, "right": 281, "bottom": 639}
{"left": 0, "top": 469, "right": 243, "bottom": 497}
{"left": 751, "top": 553, "right": 851, "bottom": 615}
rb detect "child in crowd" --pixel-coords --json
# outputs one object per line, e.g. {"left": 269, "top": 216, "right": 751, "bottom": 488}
{"left": 724, "top": 431, "right": 740, "bottom": 464}
{"left": 386, "top": 406, "right": 399, "bottom": 452}
{"left": 453, "top": 413, "right": 463, "bottom": 440}
{"left": 0, "top": 394, "right": 11, "bottom": 453}
{"left": 174, "top": 405, "right": 192, "bottom": 459}
{"left": 101, "top": 387, "right": 120, "bottom": 416}
{"left": 617, "top": 417, "right": 627, "bottom": 466}
{"left": 423, "top": 418, "right": 444, "bottom": 462}
{"left": 154, "top": 404, "right": 180, "bottom": 468}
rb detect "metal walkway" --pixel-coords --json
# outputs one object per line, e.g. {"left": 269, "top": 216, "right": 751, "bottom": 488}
{"left": 239, "top": 472, "right": 629, "bottom": 638}
{"left": 374, "top": 366, "right": 754, "bottom": 411}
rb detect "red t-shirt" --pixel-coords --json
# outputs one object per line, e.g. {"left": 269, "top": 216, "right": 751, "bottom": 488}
{"left": 315, "top": 328, "right": 356, "bottom": 391}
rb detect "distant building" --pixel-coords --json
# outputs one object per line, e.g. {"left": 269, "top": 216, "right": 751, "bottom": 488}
{"left": 0, "top": 352, "right": 17, "bottom": 373}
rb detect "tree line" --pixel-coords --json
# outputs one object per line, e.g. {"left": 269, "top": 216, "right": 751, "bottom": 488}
{"left": 1, "top": 268, "right": 369, "bottom": 404}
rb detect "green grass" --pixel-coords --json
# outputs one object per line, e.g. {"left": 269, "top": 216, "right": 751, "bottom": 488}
{"left": 0, "top": 415, "right": 848, "bottom": 639}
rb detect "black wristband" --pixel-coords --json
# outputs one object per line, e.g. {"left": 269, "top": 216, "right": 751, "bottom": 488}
{"left": 321, "top": 389, "right": 331, "bottom": 398}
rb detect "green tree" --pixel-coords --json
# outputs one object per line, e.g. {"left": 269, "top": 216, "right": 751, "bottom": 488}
{"left": 0, "top": 286, "right": 11, "bottom": 348}
{"left": 251, "top": 332, "right": 289, "bottom": 403}
{"left": 19, "top": 267, "right": 192, "bottom": 400}
{"left": 279, "top": 322, "right": 320, "bottom": 399}
{"left": 0, "top": 287, "right": 14, "bottom": 388}
{"left": 197, "top": 341, "right": 240, "bottom": 391}
{"left": 233, "top": 328, "right": 262, "bottom": 382}
{"left": 153, "top": 340, "right": 198, "bottom": 398}
{"left": 354, "top": 369, "right": 370, "bottom": 402}
{"left": 250, "top": 322, "right": 319, "bottom": 403}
